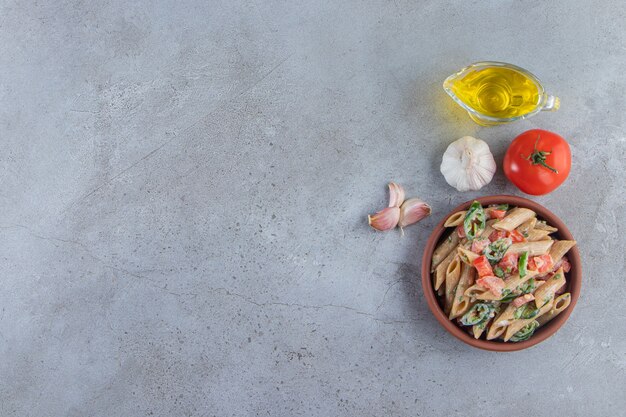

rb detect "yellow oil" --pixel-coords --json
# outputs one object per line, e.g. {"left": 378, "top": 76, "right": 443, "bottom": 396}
{"left": 449, "top": 67, "right": 540, "bottom": 118}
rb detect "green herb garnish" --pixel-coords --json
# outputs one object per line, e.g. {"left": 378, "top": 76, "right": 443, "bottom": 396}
{"left": 519, "top": 278, "right": 536, "bottom": 295}
{"left": 499, "top": 289, "right": 517, "bottom": 303}
{"left": 514, "top": 303, "right": 540, "bottom": 320}
{"left": 519, "top": 251, "right": 529, "bottom": 278}
{"left": 463, "top": 201, "right": 486, "bottom": 241}
{"left": 483, "top": 238, "right": 512, "bottom": 264}
{"left": 460, "top": 303, "right": 495, "bottom": 326}
{"left": 493, "top": 266, "right": 505, "bottom": 278}
{"left": 510, "top": 320, "right": 539, "bottom": 342}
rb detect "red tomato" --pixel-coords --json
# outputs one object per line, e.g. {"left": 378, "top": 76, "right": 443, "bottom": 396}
{"left": 498, "top": 252, "right": 519, "bottom": 273}
{"left": 512, "top": 293, "right": 535, "bottom": 307}
{"left": 471, "top": 238, "right": 490, "bottom": 254}
{"left": 529, "top": 254, "right": 553, "bottom": 273}
{"left": 489, "top": 230, "right": 507, "bottom": 242}
{"left": 503, "top": 129, "right": 571, "bottom": 195}
{"left": 508, "top": 230, "right": 525, "bottom": 243}
{"left": 488, "top": 209, "right": 507, "bottom": 220}
{"left": 476, "top": 276, "right": 505, "bottom": 296}
{"left": 473, "top": 255, "right": 494, "bottom": 277}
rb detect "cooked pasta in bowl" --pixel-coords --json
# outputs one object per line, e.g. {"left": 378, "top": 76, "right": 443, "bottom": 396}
{"left": 421, "top": 195, "right": 581, "bottom": 351}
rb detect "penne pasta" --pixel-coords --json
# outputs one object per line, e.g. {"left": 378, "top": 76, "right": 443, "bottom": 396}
{"left": 449, "top": 264, "right": 476, "bottom": 319}
{"left": 505, "top": 240, "right": 553, "bottom": 256}
{"left": 471, "top": 304, "right": 500, "bottom": 339}
{"left": 502, "top": 270, "right": 539, "bottom": 292}
{"left": 444, "top": 256, "right": 462, "bottom": 314}
{"left": 464, "top": 284, "right": 487, "bottom": 299}
{"left": 548, "top": 240, "right": 577, "bottom": 264}
{"left": 537, "top": 293, "right": 572, "bottom": 326}
{"left": 534, "top": 220, "right": 558, "bottom": 233}
{"left": 526, "top": 228, "right": 552, "bottom": 241}
{"left": 533, "top": 267, "right": 566, "bottom": 309}
{"left": 516, "top": 217, "right": 537, "bottom": 237}
{"left": 472, "top": 318, "right": 490, "bottom": 339}
{"left": 457, "top": 246, "right": 479, "bottom": 265}
{"left": 474, "top": 290, "right": 504, "bottom": 301}
{"left": 486, "top": 304, "right": 516, "bottom": 340}
{"left": 431, "top": 231, "right": 460, "bottom": 272}
{"left": 493, "top": 208, "right": 536, "bottom": 231}
{"left": 472, "top": 324, "right": 485, "bottom": 339}
{"left": 434, "top": 249, "right": 457, "bottom": 291}
{"left": 503, "top": 299, "right": 554, "bottom": 342}
{"left": 444, "top": 211, "right": 467, "bottom": 227}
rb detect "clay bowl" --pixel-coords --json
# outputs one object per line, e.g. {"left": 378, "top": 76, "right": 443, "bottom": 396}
{"left": 421, "top": 195, "right": 581, "bottom": 351}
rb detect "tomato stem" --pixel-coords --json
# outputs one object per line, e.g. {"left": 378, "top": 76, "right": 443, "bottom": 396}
{"left": 523, "top": 135, "right": 558, "bottom": 173}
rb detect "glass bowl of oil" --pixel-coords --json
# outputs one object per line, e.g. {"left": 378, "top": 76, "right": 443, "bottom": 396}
{"left": 443, "top": 61, "right": 559, "bottom": 126}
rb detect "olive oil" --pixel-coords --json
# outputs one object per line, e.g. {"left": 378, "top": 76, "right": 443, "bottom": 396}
{"left": 448, "top": 66, "right": 540, "bottom": 119}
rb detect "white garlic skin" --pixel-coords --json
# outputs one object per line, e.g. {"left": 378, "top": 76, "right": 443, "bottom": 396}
{"left": 440, "top": 136, "right": 496, "bottom": 192}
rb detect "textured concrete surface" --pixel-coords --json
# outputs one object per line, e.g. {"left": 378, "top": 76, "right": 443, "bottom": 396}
{"left": 1, "top": 1, "right": 625, "bottom": 416}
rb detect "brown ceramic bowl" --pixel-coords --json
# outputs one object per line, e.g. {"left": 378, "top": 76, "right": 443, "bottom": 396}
{"left": 421, "top": 195, "right": 581, "bottom": 351}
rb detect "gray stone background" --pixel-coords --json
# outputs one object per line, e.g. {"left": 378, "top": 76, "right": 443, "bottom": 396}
{"left": 1, "top": 0, "right": 625, "bottom": 416}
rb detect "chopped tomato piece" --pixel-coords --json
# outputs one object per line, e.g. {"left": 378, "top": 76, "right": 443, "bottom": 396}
{"left": 508, "top": 230, "right": 525, "bottom": 243}
{"left": 530, "top": 254, "right": 553, "bottom": 273}
{"left": 456, "top": 224, "right": 466, "bottom": 238}
{"left": 561, "top": 258, "right": 571, "bottom": 273}
{"left": 473, "top": 255, "right": 494, "bottom": 278}
{"left": 489, "top": 230, "right": 507, "bottom": 242}
{"left": 554, "top": 257, "right": 571, "bottom": 273}
{"left": 471, "top": 238, "right": 490, "bottom": 254}
{"left": 487, "top": 208, "right": 506, "bottom": 220}
{"left": 476, "top": 276, "right": 505, "bottom": 296}
{"left": 512, "top": 293, "right": 535, "bottom": 307}
{"left": 498, "top": 252, "right": 519, "bottom": 274}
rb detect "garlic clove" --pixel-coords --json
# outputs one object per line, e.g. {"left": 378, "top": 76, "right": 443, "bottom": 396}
{"left": 387, "top": 182, "right": 406, "bottom": 208}
{"left": 368, "top": 207, "right": 400, "bottom": 231}
{"left": 399, "top": 198, "right": 432, "bottom": 228}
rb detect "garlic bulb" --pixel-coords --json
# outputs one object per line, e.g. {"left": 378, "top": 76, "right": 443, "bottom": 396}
{"left": 440, "top": 136, "right": 496, "bottom": 192}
